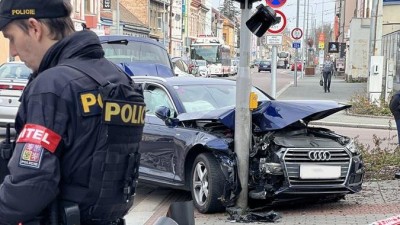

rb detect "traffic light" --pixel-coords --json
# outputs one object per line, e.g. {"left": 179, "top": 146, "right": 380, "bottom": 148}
{"left": 246, "top": 5, "right": 280, "bottom": 37}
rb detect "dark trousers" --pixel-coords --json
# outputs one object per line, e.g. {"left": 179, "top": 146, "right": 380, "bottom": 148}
{"left": 323, "top": 71, "right": 332, "bottom": 92}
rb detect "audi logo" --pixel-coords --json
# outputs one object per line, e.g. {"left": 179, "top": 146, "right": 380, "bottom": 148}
{"left": 308, "top": 151, "right": 331, "bottom": 161}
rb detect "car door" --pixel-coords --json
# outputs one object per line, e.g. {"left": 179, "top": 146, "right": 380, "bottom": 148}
{"left": 139, "top": 83, "right": 178, "bottom": 183}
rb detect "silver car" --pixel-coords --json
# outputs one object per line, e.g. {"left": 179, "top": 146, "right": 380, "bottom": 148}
{"left": 0, "top": 62, "right": 31, "bottom": 127}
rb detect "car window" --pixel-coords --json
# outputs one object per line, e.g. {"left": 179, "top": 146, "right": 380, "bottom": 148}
{"left": 174, "top": 84, "right": 270, "bottom": 113}
{"left": 101, "top": 41, "right": 171, "bottom": 68}
{"left": 0, "top": 63, "right": 31, "bottom": 79}
{"left": 260, "top": 61, "right": 271, "bottom": 65}
{"left": 144, "top": 84, "right": 175, "bottom": 116}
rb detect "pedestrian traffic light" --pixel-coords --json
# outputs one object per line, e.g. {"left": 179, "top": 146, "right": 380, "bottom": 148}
{"left": 246, "top": 5, "right": 280, "bottom": 37}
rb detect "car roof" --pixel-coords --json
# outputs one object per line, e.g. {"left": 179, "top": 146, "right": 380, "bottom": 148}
{"left": 133, "top": 76, "right": 236, "bottom": 86}
{"left": 97, "top": 35, "right": 166, "bottom": 49}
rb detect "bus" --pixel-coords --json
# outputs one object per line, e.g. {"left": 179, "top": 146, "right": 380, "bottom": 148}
{"left": 190, "top": 37, "right": 231, "bottom": 77}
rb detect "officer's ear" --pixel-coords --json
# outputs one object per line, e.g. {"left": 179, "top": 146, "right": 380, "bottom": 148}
{"left": 26, "top": 18, "right": 44, "bottom": 40}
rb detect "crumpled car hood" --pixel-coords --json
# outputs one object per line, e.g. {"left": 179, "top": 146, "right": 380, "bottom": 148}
{"left": 177, "top": 100, "right": 351, "bottom": 131}
{"left": 117, "top": 62, "right": 174, "bottom": 77}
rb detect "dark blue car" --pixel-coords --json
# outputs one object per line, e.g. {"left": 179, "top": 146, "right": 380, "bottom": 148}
{"left": 98, "top": 35, "right": 175, "bottom": 77}
{"left": 134, "top": 76, "right": 364, "bottom": 214}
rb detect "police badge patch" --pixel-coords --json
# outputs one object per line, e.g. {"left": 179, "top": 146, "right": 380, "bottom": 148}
{"left": 19, "top": 143, "right": 44, "bottom": 169}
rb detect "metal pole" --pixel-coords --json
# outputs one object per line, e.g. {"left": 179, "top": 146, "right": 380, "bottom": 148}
{"left": 163, "top": 0, "right": 166, "bottom": 47}
{"left": 294, "top": 0, "right": 300, "bottom": 86}
{"left": 271, "top": 46, "right": 277, "bottom": 98}
{"left": 306, "top": 0, "right": 310, "bottom": 66}
{"left": 235, "top": 0, "right": 251, "bottom": 212}
{"left": 116, "top": 0, "right": 120, "bottom": 35}
{"left": 301, "top": 0, "right": 306, "bottom": 78}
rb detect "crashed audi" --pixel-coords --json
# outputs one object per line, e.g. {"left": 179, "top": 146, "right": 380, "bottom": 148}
{"left": 134, "top": 76, "right": 364, "bottom": 213}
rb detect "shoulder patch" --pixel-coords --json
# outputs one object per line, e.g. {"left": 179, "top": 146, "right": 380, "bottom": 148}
{"left": 17, "top": 124, "right": 61, "bottom": 153}
{"left": 79, "top": 89, "right": 103, "bottom": 116}
{"left": 19, "top": 143, "right": 44, "bottom": 169}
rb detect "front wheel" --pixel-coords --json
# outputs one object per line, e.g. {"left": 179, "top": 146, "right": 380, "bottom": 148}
{"left": 190, "top": 153, "right": 225, "bottom": 213}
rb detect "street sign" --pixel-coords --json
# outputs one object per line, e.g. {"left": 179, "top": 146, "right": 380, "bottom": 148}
{"left": 291, "top": 28, "right": 303, "bottom": 40}
{"left": 267, "top": 10, "right": 287, "bottom": 34}
{"left": 265, "top": 0, "right": 287, "bottom": 8}
{"left": 266, "top": 35, "right": 282, "bottom": 45}
{"left": 292, "top": 42, "right": 301, "bottom": 49}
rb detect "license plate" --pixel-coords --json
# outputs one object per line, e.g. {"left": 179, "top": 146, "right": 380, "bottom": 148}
{"left": 300, "top": 165, "right": 341, "bottom": 179}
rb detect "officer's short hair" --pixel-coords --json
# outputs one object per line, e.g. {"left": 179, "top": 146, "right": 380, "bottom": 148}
{"left": 5, "top": 1, "right": 75, "bottom": 40}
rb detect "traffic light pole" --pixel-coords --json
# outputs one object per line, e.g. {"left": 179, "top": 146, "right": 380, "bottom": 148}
{"left": 235, "top": 0, "right": 252, "bottom": 212}
{"left": 294, "top": 0, "right": 300, "bottom": 86}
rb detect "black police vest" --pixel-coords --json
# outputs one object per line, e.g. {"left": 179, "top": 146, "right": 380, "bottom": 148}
{"left": 60, "top": 59, "right": 145, "bottom": 222}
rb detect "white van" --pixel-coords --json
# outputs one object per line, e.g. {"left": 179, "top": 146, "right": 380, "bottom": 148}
{"left": 230, "top": 59, "right": 239, "bottom": 75}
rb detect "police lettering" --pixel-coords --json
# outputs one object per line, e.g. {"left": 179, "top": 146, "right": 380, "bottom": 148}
{"left": 79, "top": 90, "right": 103, "bottom": 116}
{"left": 11, "top": 9, "right": 35, "bottom": 16}
{"left": 80, "top": 92, "right": 103, "bottom": 113}
{"left": 104, "top": 101, "right": 145, "bottom": 126}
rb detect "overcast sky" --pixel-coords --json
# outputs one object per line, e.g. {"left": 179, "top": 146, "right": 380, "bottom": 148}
{"left": 212, "top": 0, "right": 336, "bottom": 30}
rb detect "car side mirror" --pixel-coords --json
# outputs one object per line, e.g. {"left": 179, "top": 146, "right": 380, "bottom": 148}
{"left": 155, "top": 106, "right": 178, "bottom": 127}
{"left": 246, "top": 5, "right": 280, "bottom": 37}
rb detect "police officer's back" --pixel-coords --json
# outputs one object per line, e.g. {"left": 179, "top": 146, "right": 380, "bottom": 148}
{"left": 0, "top": 0, "right": 144, "bottom": 224}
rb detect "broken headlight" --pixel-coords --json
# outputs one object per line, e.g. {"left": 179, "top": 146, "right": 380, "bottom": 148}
{"left": 346, "top": 140, "right": 360, "bottom": 155}
{"left": 259, "top": 160, "right": 283, "bottom": 175}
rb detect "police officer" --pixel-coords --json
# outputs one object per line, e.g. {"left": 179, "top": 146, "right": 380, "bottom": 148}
{"left": 0, "top": 0, "right": 144, "bottom": 224}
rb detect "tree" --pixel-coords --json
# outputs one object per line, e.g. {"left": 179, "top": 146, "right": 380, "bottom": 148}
{"left": 218, "top": 0, "right": 240, "bottom": 21}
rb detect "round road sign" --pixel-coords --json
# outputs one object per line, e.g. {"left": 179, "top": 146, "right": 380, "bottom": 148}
{"left": 291, "top": 28, "right": 303, "bottom": 40}
{"left": 267, "top": 10, "right": 287, "bottom": 34}
{"left": 265, "top": 0, "right": 287, "bottom": 8}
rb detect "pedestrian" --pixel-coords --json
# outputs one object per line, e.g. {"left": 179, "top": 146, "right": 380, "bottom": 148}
{"left": 284, "top": 58, "right": 288, "bottom": 69}
{"left": 322, "top": 55, "right": 334, "bottom": 93}
{"left": 0, "top": 0, "right": 145, "bottom": 224}
{"left": 389, "top": 94, "right": 400, "bottom": 179}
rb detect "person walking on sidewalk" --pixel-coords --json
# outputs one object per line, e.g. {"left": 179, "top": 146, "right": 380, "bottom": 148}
{"left": 389, "top": 94, "right": 400, "bottom": 179}
{"left": 322, "top": 55, "right": 334, "bottom": 93}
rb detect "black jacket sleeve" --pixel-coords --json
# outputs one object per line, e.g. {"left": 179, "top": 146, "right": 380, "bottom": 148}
{"left": 0, "top": 91, "right": 70, "bottom": 224}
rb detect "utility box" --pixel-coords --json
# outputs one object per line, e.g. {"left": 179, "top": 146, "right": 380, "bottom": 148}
{"left": 368, "top": 56, "right": 384, "bottom": 104}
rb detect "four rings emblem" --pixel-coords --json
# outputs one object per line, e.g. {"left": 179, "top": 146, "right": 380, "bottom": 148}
{"left": 308, "top": 151, "right": 331, "bottom": 161}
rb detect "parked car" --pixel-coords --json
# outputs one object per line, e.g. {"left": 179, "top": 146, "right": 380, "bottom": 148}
{"left": 250, "top": 59, "right": 261, "bottom": 68}
{"left": 258, "top": 60, "right": 272, "bottom": 72}
{"left": 98, "top": 35, "right": 174, "bottom": 77}
{"left": 0, "top": 62, "right": 32, "bottom": 127}
{"left": 277, "top": 59, "right": 286, "bottom": 69}
{"left": 134, "top": 76, "right": 364, "bottom": 213}
{"left": 171, "top": 57, "right": 194, "bottom": 77}
{"left": 291, "top": 61, "right": 303, "bottom": 71}
{"left": 193, "top": 60, "right": 210, "bottom": 77}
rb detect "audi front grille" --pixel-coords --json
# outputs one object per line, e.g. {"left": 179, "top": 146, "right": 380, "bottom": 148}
{"left": 283, "top": 148, "right": 351, "bottom": 186}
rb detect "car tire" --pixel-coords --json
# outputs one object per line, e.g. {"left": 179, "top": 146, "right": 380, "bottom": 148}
{"left": 258, "top": 70, "right": 260, "bottom": 72}
{"left": 190, "top": 153, "right": 225, "bottom": 213}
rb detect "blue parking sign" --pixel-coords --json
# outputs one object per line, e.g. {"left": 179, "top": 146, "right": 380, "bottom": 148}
{"left": 292, "top": 42, "right": 301, "bottom": 49}
{"left": 265, "top": 0, "right": 287, "bottom": 8}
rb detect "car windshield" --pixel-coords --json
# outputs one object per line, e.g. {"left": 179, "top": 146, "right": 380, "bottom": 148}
{"left": 196, "top": 60, "right": 207, "bottom": 66}
{"left": 0, "top": 63, "right": 31, "bottom": 80}
{"left": 260, "top": 61, "right": 271, "bottom": 65}
{"left": 174, "top": 84, "right": 270, "bottom": 113}
{"left": 101, "top": 40, "right": 171, "bottom": 68}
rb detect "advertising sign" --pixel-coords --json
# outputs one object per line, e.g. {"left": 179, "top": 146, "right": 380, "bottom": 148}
{"left": 103, "top": 0, "right": 111, "bottom": 10}
{"left": 328, "top": 42, "right": 339, "bottom": 53}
